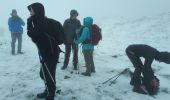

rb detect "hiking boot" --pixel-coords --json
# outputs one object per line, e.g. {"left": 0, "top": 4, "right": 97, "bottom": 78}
{"left": 73, "top": 66, "right": 77, "bottom": 70}
{"left": 17, "top": 51, "right": 24, "bottom": 54}
{"left": 45, "top": 95, "right": 54, "bottom": 100}
{"left": 11, "top": 52, "right": 15, "bottom": 55}
{"left": 82, "top": 72, "right": 91, "bottom": 76}
{"left": 37, "top": 90, "right": 48, "bottom": 98}
{"left": 92, "top": 70, "right": 95, "bottom": 73}
{"left": 73, "top": 64, "right": 77, "bottom": 70}
{"left": 133, "top": 86, "right": 147, "bottom": 94}
{"left": 61, "top": 66, "right": 67, "bottom": 70}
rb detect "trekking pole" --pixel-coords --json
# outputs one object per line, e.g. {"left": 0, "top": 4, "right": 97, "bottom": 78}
{"left": 41, "top": 66, "right": 50, "bottom": 96}
{"left": 39, "top": 53, "right": 55, "bottom": 84}
{"left": 109, "top": 73, "right": 122, "bottom": 86}
{"left": 43, "top": 62, "right": 55, "bottom": 83}
{"left": 102, "top": 73, "right": 122, "bottom": 84}
{"left": 109, "top": 68, "right": 129, "bottom": 86}
{"left": 39, "top": 53, "right": 56, "bottom": 95}
{"left": 76, "top": 44, "right": 80, "bottom": 74}
{"left": 102, "top": 68, "right": 129, "bottom": 84}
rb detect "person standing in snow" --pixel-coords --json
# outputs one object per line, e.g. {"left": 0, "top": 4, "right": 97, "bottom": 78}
{"left": 74, "top": 17, "right": 95, "bottom": 76}
{"left": 27, "top": 3, "right": 62, "bottom": 100}
{"left": 8, "top": 9, "right": 25, "bottom": 55}
{"left": 126, "top": 44, "right": 170, "bottom": 95}
{"left": 61, "top": 9, "right": 81, "bottom": 70}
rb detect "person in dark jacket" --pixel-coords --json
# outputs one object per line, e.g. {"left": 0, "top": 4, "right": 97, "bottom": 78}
{"left": 61, "top": 9, "right": 81, "bottom": 70}
{"left": 27, "top": 3, "right": 62, "bottom": 100}
{"left": 126, "top": 44, "right": 170, "bottom": 95}
{"left": 8, "top": 9, "right": 25, "bottom": 55}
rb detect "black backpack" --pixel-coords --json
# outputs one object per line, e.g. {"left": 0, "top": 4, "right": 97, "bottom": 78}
{"left": 45, "top": 18, "right": 65, "bottom": 45}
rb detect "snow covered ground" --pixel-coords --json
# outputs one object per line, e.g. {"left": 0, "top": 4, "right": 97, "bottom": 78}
{"left": 1, "top": 12, "right": 170, "bottom": 100}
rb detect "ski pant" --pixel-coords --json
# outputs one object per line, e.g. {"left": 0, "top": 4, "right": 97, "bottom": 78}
{"left": 83, "top": 50, "right": 95, "bottom": 74}
{"left": 126, "top": 48, "right": 154, "bottom": 86}
{"left": 40, "top": 58, "right": 57, "bottom": 96}
{"left": 11, "top": 33, "right": 22, "bottom": 53}
{"left": 63, "top": 43, "right": 78, "bottom": 68}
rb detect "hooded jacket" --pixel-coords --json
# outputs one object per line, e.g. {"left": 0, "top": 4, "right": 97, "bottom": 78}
{"left": 27, "top": 3, "right": 60, "bottom": 61}
{"left": 75, "top": 17, "right": 94, "bottom": 50}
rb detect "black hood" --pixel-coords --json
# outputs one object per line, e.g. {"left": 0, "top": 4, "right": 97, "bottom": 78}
{"left": 28, "top": 2, "right": 45, "bottom": 21}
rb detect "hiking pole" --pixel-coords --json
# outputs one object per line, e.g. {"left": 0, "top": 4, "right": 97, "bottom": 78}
{"left": 102, "top": 73, "right": 122, "bottom": 84}
{"left": 39, "top": 53, "right": 55, "bottom": 84}
{"left": 39, "top": 53, "right": 56, "bottom": 96}
{"left": 109, "top": 73, "right": 122, "bottom": 86}
{"left": 102, "top": 68, "right": 129, "bottom": 84}
{"left": 109, "top": 68, "right": 130, "bottom": 86}
{"left": 41, "top": 66, "right": 50, "bottom": 96}
{"left": 43, "top": 62, "right": 56, "bottom": 83}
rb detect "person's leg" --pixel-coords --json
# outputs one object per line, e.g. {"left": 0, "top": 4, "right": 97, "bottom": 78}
{"left": 82, "top": 50, "right": 91, "bottom": 76}
{"left": 17, "top": 33, "right": 22, "bottom": 53}
{"left": 126, "top": 47, "right": 143, "bottom": 86}
{"left": 72, "top": 43, "right": 78, "bottom": 70}
{"left": 62, "top": 44, "right": 71, "bottom": 69}
{"left": 11, "top": 33, "right": 17, "bottom": 55}
{"left": 142, "top": 60, "right": 159, "bottom": 95}
{"left": 90, "top": 50, "right": 95, "bottom": 73}
{"left": 41, "top": 59, "right": 57, "bottom": 99}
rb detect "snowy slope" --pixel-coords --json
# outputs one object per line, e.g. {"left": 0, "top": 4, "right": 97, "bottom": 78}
{"left": 1, "top": 13, "right": 170, "bottom": 100}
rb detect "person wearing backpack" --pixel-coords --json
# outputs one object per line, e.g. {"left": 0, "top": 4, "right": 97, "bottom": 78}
{"left": 27, "top": 3, "right": 64, "bottom": 100}
{"left": 8, "top": 9, "right": 25, "bottom": 55}
{"left": 74, "top": 17, "right": 95, "bottom": 76}
{"left": 61, "top": 9, "right": 81, "bottom": 70}
{"left": 126, "top": 44, "right": 170, "bottom": 95}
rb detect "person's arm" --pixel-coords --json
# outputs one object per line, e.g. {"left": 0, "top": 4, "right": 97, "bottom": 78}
{"left": 63, "top": 20, "right": 68, "bottom": 33}
{"left": 27, "top": 17, "right": 41, "bottom": 41}
{"left": 8, "top": 18, "right": 12, "bottom": 31}
{"left": 20, "top": 18, "right": 25, "bottom": 26}
{"left": 75, "top": 27, "right": 88, "bottom": 44}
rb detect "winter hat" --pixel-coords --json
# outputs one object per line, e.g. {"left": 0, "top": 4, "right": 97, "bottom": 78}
{"left": 12, "top": 9, "right": 17, "bottom": 14}
{"left": 70, "top": 9, "right": 78, "bottom": 17}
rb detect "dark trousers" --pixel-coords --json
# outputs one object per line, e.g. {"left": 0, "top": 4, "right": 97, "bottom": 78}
{"left": 11, "top": 33, "right": 22, "bottom": 53}
{"left": 83, "top": 50, "right": 95, "bottom": 74}
{"left": 126, "top": 48, "right": 154, "bottom": 86}
{"left": 63, "top": 43, "right": 78, "bottom": 68}
{"left": 40, "top": 58, "right": 57, "bottom": 96}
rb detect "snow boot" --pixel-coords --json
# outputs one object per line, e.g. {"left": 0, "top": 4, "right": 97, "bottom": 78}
{"left": 61, "top": 66, "right": 67, "bottom": 70}
{"left": 37, "top": 90, "right": 48, "bottom": 98}
{"left": 82, "top": 72, "right": 91, "bottom": 76}
{"left": 45, "top": 95, "right": 54, "bottom": 100}
{"left": 133, "top": 86, "right": 147, "bottom": 94}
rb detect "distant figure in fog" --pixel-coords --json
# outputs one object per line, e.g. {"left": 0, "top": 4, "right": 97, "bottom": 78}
{"left": 8, "top": 9, "right": 25, "bottom": 55}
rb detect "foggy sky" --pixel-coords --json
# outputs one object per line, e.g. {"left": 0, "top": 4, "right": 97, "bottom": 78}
{"left": 1, "top": 0, "right": 170, "bottom": 29}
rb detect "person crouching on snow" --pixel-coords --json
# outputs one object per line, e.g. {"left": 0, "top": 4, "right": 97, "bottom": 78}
{"left": 125, "top": 44, "right": 170, "bottom": 95}
{"left": 74, "top": 17, "right": 95, "bottom": 76}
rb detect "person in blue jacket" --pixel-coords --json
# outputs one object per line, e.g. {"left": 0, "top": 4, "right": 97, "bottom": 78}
{"left": 8, "top": 9, "right": 25, "bottom": 55}
{"left": 75, "top": 17, "right": 95, "bottom": 76}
